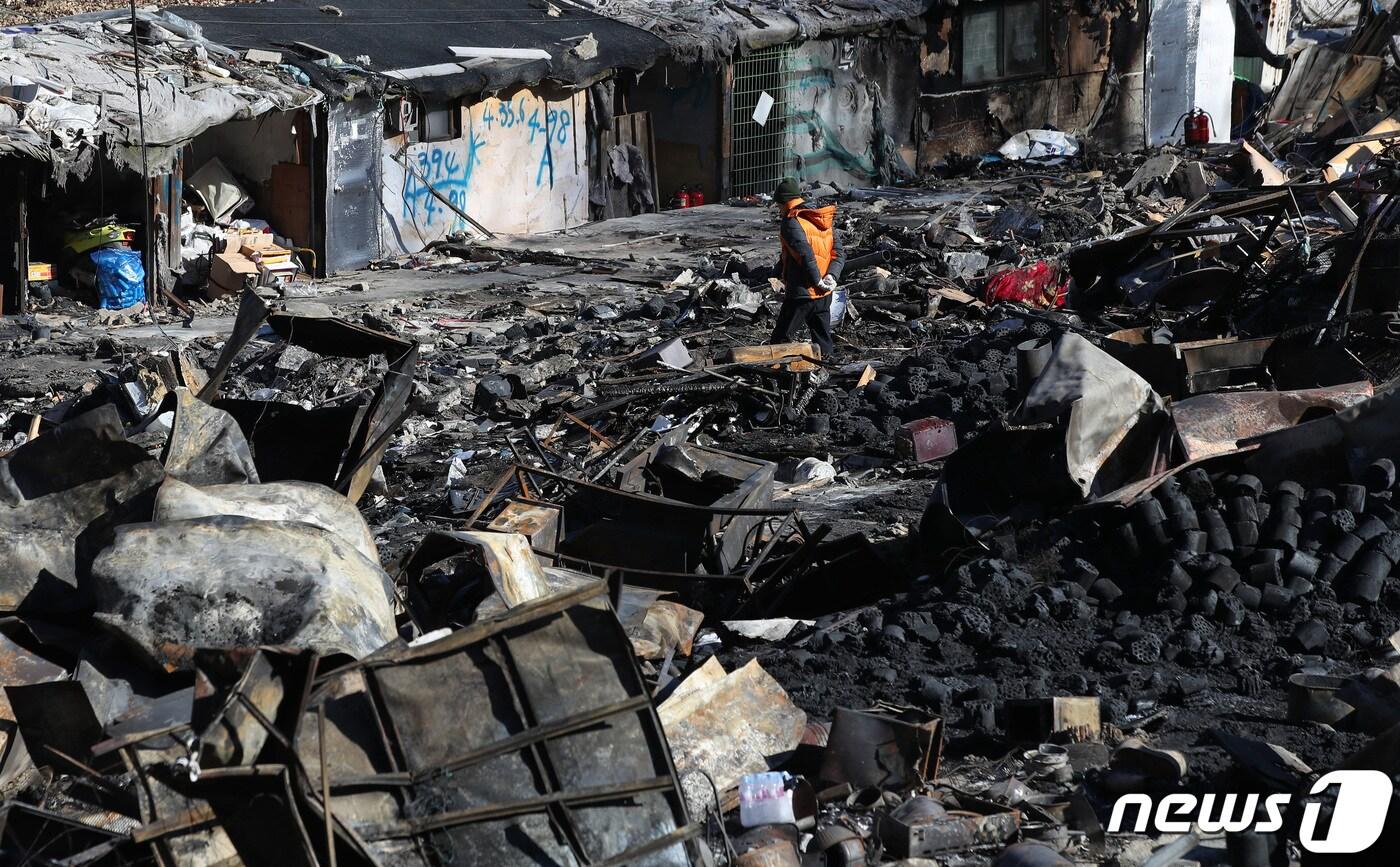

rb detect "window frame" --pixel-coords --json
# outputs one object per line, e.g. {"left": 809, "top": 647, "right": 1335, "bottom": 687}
{"left": 384, "top": 96, "right": 462, "bottom": 144}
{"left": 960, "top": 0, "right": 1050, "bottom": 86}
{"left": 418, "top": 99, "right": 462, "bottom": 144}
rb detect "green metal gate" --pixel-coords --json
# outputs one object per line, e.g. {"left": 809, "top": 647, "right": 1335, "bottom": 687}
{"left": 729, "top": 43, "right": 794, "bottom": 198}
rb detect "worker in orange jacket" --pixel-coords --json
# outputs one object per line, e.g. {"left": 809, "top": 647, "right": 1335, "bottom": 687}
{"left": 769, "top": 177, "right": 844, "bottom": 358}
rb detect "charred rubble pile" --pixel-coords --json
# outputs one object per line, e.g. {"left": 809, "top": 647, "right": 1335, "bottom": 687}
{"left": 15, "top": 58, "right": 1400, "bottom": 867}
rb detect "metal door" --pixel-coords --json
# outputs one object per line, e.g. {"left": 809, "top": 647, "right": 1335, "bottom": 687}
{"left": 324, "top": 96, "right": 382, "bottom": 273}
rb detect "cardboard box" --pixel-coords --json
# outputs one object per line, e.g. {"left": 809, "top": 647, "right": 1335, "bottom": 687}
{"left": 1005, "top": 696, "right": 1101, "bottom": 743}
{"left": 259, "top": 259, "right": 299, "bottom": 275}
{"left": 223, "top": 229, "right": 274, "bottom": 254}
{"left": 243, "top": 243, "right": 292, "bottom": 265}
{"left": 257, "top": 260, "right": 300, "bottom": 288}
{"left": 208, "top": 252, "right": 258, "bottom": 299}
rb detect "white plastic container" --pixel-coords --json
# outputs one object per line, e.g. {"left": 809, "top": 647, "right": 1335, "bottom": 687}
{"left": 830, "top": 287, "right": 850, "bottom": 327}
{"left": 738, "top": 771, "right": 796, "bottom": 828}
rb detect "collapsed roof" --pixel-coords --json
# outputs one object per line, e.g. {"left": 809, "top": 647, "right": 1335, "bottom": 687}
{"left": 171, "top": 0, "right": 671, "bottom": 99}
{"left": 0, "top": 11, "right": 321, "bottom": 176}
{"left": 569, "top": 0, "right": 933, "bottom": 64}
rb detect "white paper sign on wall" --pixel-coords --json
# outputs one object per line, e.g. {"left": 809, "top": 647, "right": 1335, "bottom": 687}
{"left": 753, "top": 91, "right": 775, "bottom": 126}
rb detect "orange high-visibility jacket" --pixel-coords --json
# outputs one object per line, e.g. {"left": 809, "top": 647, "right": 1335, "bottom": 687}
{"left": 778, "top": 199, "right": 845, "bottom": 300}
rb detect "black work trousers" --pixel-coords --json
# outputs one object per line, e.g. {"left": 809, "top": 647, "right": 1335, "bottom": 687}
{"left": 769, "top": 293, "right": 834, "bottom": 358}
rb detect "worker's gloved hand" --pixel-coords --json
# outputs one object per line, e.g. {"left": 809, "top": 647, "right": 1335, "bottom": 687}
{"left": 819, "top": 275, "right": 838, "bottom": 292}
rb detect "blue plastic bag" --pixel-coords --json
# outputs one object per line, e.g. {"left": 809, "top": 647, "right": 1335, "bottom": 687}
{"left": 89, "top": 246, "right": 146, "bottom": 310}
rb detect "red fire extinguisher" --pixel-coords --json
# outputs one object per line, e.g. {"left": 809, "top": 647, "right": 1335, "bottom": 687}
{"left": 671, "top": 188, "right": 691, "bottom": 209}
{"left": 1183, "top": 109, "right": 1214, "bottom": 146}
{"left": 688, "top": 185, "right": 705, "bottom": 207}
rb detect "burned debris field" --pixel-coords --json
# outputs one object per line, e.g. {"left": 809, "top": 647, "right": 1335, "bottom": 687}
{"left": 9, "top": 0, "right": 1400, "bottom": 864}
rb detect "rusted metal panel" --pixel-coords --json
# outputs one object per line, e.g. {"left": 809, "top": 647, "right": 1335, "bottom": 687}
{"left": 487, "top": 499, "right": 563, "bottom": 555}
{"left": 0, "top": 626, "right": 66, "bottom": 686}
{"left": 616, "top": 435, "right": 777, "bottom": 577}
{"left": 1173, "top": 382, "right": 1373, "bottom": 460}
{"left": 819, "top": 705, "right": 943, "bottom": 790}
{"left": 193, "top": 290, "right": 417, "bottom": 504}
{"left": 1178, "top": 335, "right": 1276, "bottom": 393}
{"left": 1104, "top": 331, "right": 1278, "bottom": 397}
{"left": 301, "top": 581, "right": 698, "bottom": 866}
{"left": 878, "top": 792, "right": 1021, "bottom": 858}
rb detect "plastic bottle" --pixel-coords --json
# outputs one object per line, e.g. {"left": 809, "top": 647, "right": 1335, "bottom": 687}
{"left": 738, "top": 771, "right": 796, "bottom": 827}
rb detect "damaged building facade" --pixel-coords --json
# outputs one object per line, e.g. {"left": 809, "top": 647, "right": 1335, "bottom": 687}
{"left": 584, "top": 0, "right": 932, "bottom": 202}
{"left": 916, "top": 0, "right": 1291, "bottom": 161}
{"left": 175, "top": 0, "right": 671, "bottom": 264}
{"left": 918, "top": 0, "right": 1149, "bottom": 162}
{"left": 183, "top": 0, "right": 937, "bottom": 255}
{"left": 0, "top": 12, "right": 321, "bottom": 313}
{"left": 0, "top": 0, "right": 1250, "bottom": 302}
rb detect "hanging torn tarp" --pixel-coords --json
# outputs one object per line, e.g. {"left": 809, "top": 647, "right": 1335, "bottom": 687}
{"left": 0, "top": 11, "right": 320, "bottom": 175}
{"left": 1011, "top": 333, "right": 1178, "bottom": 499}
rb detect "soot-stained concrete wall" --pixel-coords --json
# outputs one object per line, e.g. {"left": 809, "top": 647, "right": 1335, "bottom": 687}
{"left": 917, "top": 0, "right": 1146, "bottom": 165}
{"left": 627, "top": 61, "right": 724, "bottom": 206}
{"left": 786, "top": 33, "right": 926, "bottom": 189}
